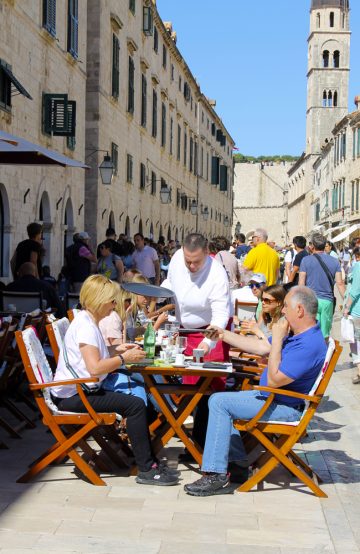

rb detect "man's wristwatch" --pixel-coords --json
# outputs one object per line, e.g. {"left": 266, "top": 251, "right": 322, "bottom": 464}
{"left": 118, "top": 354, "right": 125, "bottom": 366}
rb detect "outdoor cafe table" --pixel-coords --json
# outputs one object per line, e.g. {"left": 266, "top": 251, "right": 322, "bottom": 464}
{"left": 126, "top": 363, "right": 232, "bottom": 465}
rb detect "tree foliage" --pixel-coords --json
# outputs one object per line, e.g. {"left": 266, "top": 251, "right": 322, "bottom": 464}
{"left": 233, "top": 153, "right": 300, "bottom": 164}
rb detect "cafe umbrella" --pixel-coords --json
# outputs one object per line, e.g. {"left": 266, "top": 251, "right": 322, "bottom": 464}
{"left": 0, "top": 130, "right": 89, "bottom": 168}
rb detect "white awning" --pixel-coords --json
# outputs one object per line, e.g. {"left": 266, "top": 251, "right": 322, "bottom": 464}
{"left": 312, "top": 224, "right": 325, "bottom": 231}
{"left": 325, "top": 223, "right": 349, "bottom": 237}
{"left": 332, "top": 224, "right": 360, "bottom": 243}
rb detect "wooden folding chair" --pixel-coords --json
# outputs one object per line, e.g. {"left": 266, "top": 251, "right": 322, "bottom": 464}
{"left": 46, "top": 317, "right": 70, "bottom": 363}
{"left": 15, "top": 327, "right": 127, "bottom": 486}
{"left": 67, "top": 308, "right": 81, "bottom": 322}
{"left": 233, "top": 338, "right": 342, "bottom": 497}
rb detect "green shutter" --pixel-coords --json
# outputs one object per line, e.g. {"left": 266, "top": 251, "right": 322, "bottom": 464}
{"left": 128, "top": 56, "right": 134, "bottom": 113}
{"left": 220, "top": 165, "right": 228, "bottom": 191}
{"left": 112, "top": 35, "right": 120, "bottom": 98}
{"left": 43, "top": 93, "right": 75, "bottom": 136}
{"left": 67, "top": 0, "right": 78, "bottom": 57}
{"left": 211, "top": 156, "right": 220, "bottom": 185}
{"left": 43, "top": 0, "right": 56, "bottom": 36}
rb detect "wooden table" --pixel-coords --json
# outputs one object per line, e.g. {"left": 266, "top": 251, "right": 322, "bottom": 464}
{"left": 127, "top": 364, "right": 232, "bottom": 465}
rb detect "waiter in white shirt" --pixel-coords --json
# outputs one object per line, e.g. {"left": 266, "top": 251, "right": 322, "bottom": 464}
{"left": 162, "top": 233, "right": 231, "bottom": 455}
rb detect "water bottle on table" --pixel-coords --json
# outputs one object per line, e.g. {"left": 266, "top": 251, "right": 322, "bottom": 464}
{"left": 144, "top": 321, "right": 156, "bottom": 359}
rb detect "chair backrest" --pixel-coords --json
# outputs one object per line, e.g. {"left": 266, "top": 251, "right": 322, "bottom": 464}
{"left": 15, "top": 327, "right": 59, "bottom": 413}
{"left": 235, "top": 299, "right": 258, "bottom": 321}
{"left": 46, "top": 317, "right": 70, "bottom": 363}
{"left": 67, "top": 308, "right": 80, "bottom": 322}
{"left": 65, "top": 293, "right": 80, "bottom": 310}
{"left": 1, "top": 291, "right": 42, "bottom": 313}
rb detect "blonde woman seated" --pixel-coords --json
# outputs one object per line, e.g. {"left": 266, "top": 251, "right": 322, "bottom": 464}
{"left": 51, "top": 275, "right": 178, "bottom": 486}
{"left": 240, "top": 284, "right": 286, "bottom": 342}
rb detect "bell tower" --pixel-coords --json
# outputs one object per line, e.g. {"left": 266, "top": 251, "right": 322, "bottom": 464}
{"left": 306, "top": 0, "right": 350, "bottom": 155}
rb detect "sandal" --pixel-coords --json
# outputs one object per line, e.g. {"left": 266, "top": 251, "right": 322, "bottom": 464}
{"left": 352, "top": 375, "right": 360, "bottom": 385}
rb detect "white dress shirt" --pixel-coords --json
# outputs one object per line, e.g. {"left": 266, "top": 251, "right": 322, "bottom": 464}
{"left": 162, "top": 249, "right": 231, "bottom": 349}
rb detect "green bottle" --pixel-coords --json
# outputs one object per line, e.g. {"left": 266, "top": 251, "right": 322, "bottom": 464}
{"left": 144, "top": 321, "right": 156, "bottom": 359}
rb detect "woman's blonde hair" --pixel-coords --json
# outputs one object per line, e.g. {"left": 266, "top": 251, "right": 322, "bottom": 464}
{"left": 114, "top": 273, "right": 150, "bottom": 322}
{"left": 79, "top": 275, "right": 120, "bottom": 315}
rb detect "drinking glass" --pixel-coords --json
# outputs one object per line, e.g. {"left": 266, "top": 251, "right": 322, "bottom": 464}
{"left": 176, "top": 336, "right": 187, "bottom": 354}
{"left": 164, "top": 323, "right": 173, "bottom": 339}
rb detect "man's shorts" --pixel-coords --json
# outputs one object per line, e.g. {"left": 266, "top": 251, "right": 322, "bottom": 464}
{"left": 317, "top": 298, "right": 334, "bottom": 338}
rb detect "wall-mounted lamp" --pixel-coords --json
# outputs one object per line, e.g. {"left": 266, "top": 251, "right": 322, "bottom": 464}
{"left": 78, "top": 203, "right": 84, "bottom": 216}
{"left": 190, "top": 198, "right": 198, "bottom": 216}
{"left": 133, "top": 215, "right": 138, "bottom": 223}
{"left": 119, "top": 211, "right": 124, "bottom": 221}
{"left": 201, "top": 206, "right": 209, "bottom": 221}
{"left": 86, "top": 149, "right": 114, "bottom": 185}
{"left": 235, "top": 221, "right": 241, "bottom": 235}
{"left": 101, "top": 208, "right": 107, "bottom": 220}
{"left": 224, "top": 215, "right": 230, "bottom": 227}
{"left": 23, "top": 188, "right": 30, "bottom": 204}
{"left": 160, "top": 184, "right": 172, "bottom": 204}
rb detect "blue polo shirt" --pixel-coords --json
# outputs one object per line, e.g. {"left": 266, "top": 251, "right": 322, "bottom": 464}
{"left": 259, "top": 324, "right": 327, "bottom": 407}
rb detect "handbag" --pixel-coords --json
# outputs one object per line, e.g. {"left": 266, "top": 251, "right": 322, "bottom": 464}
{"left": 313, "top": 254, "right": 337, "bottom": 312}
{"left": 341, "top": 315, "right": 355, "bottom": 343}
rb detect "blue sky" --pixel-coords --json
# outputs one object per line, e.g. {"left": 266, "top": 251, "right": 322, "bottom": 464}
{"left": 156, "top": 0, "right": 360, "bottom": 157}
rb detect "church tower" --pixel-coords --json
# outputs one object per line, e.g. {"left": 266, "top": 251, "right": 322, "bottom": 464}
{"left": 306, "top": 0, "right": 350, "bottom": 155}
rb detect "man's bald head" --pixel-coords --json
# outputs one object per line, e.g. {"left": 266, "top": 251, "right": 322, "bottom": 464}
{"left": 18, "top": 262, "right": 37, "bottom": 278}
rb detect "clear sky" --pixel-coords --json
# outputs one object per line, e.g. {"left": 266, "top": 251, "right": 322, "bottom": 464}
{"left": 156, "top": 0, "right": 360, "bottom": 157}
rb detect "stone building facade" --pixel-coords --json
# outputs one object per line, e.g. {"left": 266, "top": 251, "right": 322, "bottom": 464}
{"left": 232, "top": 161, "right": 291, "bottom": 246}
{"left": 85, "top": 0, "right": 234, "bottom": 247}
{"left": 0, "top": 0, "right": 234, "bottom": 282}
{"left": 0, "top": 0, "right": 88, "bottom": 281}
{"left": 287, "top": 0, "right": 351, "bottom": 238}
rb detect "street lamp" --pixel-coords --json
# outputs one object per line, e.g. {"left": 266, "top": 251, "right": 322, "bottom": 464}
{"left": 202, "top": 206, "right": 209, "bottom": 221}
{"left": 190, "top": 198, "right": 198, "bottom": 216}
{"left": 235, "top": 221, "right": 241, "bottom": 235}
{"left": 160, "top": 183, "right": 172, "bottom": 204}
{"left": 224, "top": 215, "right": 230, "bottom": 227}
{"left": 86, "top": 149, "right": 114, "bottom": 185}
{"left": 99, "top": 154, "right": 114, "bottom": 185}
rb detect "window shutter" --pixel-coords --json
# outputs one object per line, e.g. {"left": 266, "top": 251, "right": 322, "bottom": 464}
{"left": 112, "top": 35, "right": 120, "bottom": 98}
{"left": 128, "top": 56, "right": 135, "bottom": 113}
{"left": 211, "top": 156, "right": 220, "bottom": 185}
{"left": 43, "top": 0, "right": 56, "bottom": 36}
{"left": 67, "top": 0, "right": 78, "bottom": 58}
{"left": 141, "top": 74, "right": 147, "bottom": 127}
{"left": 151, "top": 171, "right": 156, "bottom": 195}
{"left": 140, "top": 163, "right": 146, "bottom": 189}
{"left": 189, "top": 137, "right": 193, "bottom": 171}
{"left": 111, "top": 142, "right": 118, "bottom": 175}
{"left": 220, "top": 165, "right": 228, "bottom": 191}
{"left": 43, "top": 93, "right": 76, "bottom": 136}
{"left": 211, "top": 123, "right": 216, "bottom": 136}
{"left": 161, "top": 102, "right": 166, "bottom": 147}
{"left": 143, "top": 6, "right": 153, "bottom": 35}
{"left": 152, "top": 89, "right": 157, "bottom": 138}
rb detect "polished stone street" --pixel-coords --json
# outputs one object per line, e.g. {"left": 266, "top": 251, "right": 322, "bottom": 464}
{"left": 0, "top": 312, "right": 359, "bottom": 554}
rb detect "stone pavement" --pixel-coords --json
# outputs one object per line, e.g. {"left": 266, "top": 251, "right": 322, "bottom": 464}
{"left": 0, "top": 313, "right": 360, "bottom": 554}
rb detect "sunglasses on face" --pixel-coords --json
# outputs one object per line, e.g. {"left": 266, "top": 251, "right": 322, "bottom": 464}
{"left": 250, "top": 282, "right": 264, "bottom": 289}
{"left": 262, "top": 297, "right": 276, "bottom": 305}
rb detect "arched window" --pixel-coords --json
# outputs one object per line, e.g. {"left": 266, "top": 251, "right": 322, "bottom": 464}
{"left": 322, "top": 50, "right": 329, "bottom": 68}
{"left": 108, "top": 211, "right": 115, "bottom": 231}
{"left": 333, "top": 50, "right": 340, "bottom": 68}
{"left": 39, "top": 192, "right": 51, "bottom": 266}
{"left": 330, "top": 12, "right": 334, "bottom": 27}
{"left": 323, "top": 90, "right": 327, "bottom": 107}
{"left": 342, "top": 12, "right": 345, "bottom": 28}
{"left": 159, "top": 225, "right": 163, "bottom": 241}
{"left": 63, "top": 198, "right": 74, "bottom": 262}
{"left": 138, "top": 219, "right": 143, "bottom": 235}
{"left": 316, "top": 12, "right": 320, "bottom": 28}
{"left": 328, "top": 91, "right": 333, "bottom": 107}
{"left": 175, "top": 228, "right": 179, "bottom": 241}
{"left": 149, "top": 222, "right": 154, "bottom": 240}
{"left": 334, "top": 91, "right": 338, "bottom": 107}
{"left": 167, "top": 225, "right": 171, "bottom": 241}
{"left": 125, "top": 216, "right": 130, "bottom": 238}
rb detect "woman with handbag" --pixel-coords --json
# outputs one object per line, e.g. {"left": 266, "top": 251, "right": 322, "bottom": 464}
{"left": 343, "top": 247, "right": 360, "bottom": 384}
{"left": 50, "top": 274, "right": 179, "bottom": 486}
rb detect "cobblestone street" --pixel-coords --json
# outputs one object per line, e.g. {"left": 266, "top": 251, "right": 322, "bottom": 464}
{"left": 0, "top": 313, "right": 359, "bottom": 554}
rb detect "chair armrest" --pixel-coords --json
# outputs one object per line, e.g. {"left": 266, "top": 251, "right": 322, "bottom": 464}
{"left": 29, "top": 377, "right": 99, "bottom": 390}
{"left": 252, "top": 385, "right": 318, "bottom": 403}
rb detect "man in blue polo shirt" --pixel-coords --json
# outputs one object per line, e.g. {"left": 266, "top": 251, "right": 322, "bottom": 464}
{"left": 184, "top": 286, "right": 327, "bottom": 497}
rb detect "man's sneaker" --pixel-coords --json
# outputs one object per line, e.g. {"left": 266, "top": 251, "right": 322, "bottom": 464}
{"left": 136, "top": 464, "right": 179, "bottom": 486}
{"left": 158, "top": 460, "right": 181, "bottom": 477}
{"left": 184, "top": 473, "right": 231, "bottom": 496}
{"left": 228, "top": 462, "right": 249, "bottom": 484}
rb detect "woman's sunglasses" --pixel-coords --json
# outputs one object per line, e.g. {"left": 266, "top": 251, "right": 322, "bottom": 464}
{"left": 262, "top": 297, "right": 277, "bottom": 305}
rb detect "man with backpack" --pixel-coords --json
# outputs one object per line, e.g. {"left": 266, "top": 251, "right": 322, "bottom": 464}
{"left": 298, "top": 232, "right": 345, "bottom": 338}
{"left": 65, "top": 232, "right": 97, "bottom": 292}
